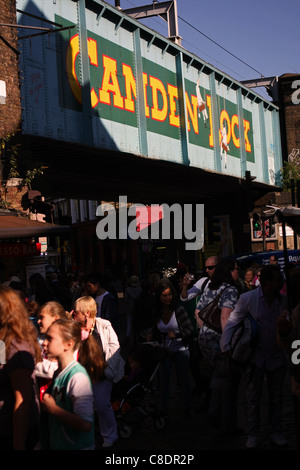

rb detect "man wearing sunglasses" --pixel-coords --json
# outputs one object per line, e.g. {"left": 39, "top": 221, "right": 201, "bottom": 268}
{"left": 180, "top": 256, "right": 219, "bottom": 302}
{"left": 179, "top": 256, "right": 219, "bottom": 402}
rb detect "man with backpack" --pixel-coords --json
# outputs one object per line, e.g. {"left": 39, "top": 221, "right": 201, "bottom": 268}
{"left": 179, "top": 256, "right": 219, "bottom": 404}
{"left": 221, "top": 264, "right": 289, "bottom": 449}
{"left": 180, "top": 256, "right": 219, "bottom": 302}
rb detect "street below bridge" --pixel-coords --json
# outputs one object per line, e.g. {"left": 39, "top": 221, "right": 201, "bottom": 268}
{"left": 96, "top": 306, "right": 300, "bottom": 455}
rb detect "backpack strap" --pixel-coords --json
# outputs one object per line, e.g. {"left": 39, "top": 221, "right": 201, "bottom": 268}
{"left": 201, "top": 277, "right": 210, "bottom": 293}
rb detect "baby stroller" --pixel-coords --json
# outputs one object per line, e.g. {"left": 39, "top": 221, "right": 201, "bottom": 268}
{"left": 112, "top": 342, "right": 166, "bottom": 439}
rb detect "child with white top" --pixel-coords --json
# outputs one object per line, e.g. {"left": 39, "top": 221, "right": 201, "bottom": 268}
{"left": 41, "top": 318, "right": 94, "bottom": 450}
{"left": 35, "top": 301, "right": 70, "bottom": 400}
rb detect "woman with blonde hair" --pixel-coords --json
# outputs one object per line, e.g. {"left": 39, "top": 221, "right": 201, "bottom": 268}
{"left": 242, "top": 267, "right": 256, "bottom": 292}
{"left": 0, "top": 286, "right": 42, "bottom": 449}
{"left": 72, "top": 296, "right": 125, "bottom": 448}
{"left": 76, "top": 299, "right": 107, "bottom": 384}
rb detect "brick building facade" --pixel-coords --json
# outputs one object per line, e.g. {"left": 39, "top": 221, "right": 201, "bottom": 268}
{"left": 0, "top": 0, "right": 21, "bottom": 138}
{"left": 250, "top": 73, "right": 300, "bottom": 253}
{"left": 0, "top": 0, "right": 25, "bottom": 212}
{"left": 277, "top": 73, "right": 300, "bottom": 163}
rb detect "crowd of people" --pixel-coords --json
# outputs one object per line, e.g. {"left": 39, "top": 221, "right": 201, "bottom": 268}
{"left": 1, "top": 253, "right": 300, "bottom": 450}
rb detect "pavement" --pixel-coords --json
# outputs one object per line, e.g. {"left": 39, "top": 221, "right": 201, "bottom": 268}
{"left": 107, "top": 364, "right": 298, "bottom": 452}
{"left": 95, "top": 305, "right": 300, "bottom": 455}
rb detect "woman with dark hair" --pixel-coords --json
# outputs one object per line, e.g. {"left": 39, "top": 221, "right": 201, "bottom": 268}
{"left": 150, "top": 278, "right": 194, "bottom": 418}
{"left": 195, "top": 256, "right": 240, "bottom": 433}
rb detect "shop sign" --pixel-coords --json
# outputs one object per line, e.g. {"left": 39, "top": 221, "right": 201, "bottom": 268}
{"left": 0, "top": 243, "right": 38, "bottom": 257}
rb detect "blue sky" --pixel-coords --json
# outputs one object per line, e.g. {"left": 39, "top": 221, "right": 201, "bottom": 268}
{"left": 104, "top": 0, "right": 299, "bottom": 100}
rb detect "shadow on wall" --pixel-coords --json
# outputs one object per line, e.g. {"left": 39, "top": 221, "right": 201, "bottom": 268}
{"left": 18, "top": 1, "right": 120, "bottom": 153}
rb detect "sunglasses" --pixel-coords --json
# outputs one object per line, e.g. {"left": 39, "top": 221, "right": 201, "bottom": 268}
{"left": 206, "top": 266, "right": 216, "bottom": 270}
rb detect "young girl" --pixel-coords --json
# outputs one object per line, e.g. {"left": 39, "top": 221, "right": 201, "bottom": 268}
{"left": 37, "top": 301, "right": 69, "bottom": 337}
{"left": 35, "top": 301, "right": 70, "bottom": 400}
{"left": 42, "top": 318, "right": 95, "bottom": 450}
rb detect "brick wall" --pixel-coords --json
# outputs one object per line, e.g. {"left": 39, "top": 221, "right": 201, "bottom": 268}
{"left": 3, "top": 178, "right": 28, "bottom": 212}
{"left": 278, "top": 74, "right": 300, "bottom": 161}
{"left": 0, "top": 0, "right": 24, "bottom": 209}
{"left": 0, "top": 0, "right": 21, "bottom": 138}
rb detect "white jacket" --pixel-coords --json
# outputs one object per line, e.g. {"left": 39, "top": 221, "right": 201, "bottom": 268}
{"left": 94, "top": 317, "right": 125, "bottom": 383}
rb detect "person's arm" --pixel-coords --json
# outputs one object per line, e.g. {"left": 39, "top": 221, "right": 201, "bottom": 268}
{"left": 9, "top": 368, "right": 33, "bottom": 450}
{"left": 220, "top": 296, "right": 248, "bottom": 352}
{"left": 194, "top": 290, "right": 208, "bottom": 329}
{"left": 194, "top": 308, "right": 203, "bottom": 329}
{"left": 180, "top": 273, "right": 191, "bottom": 300}
{"left": 107, "top": 322, "right": 120, "bottom": 355}
{"left": 277, "top": 309, "right": 296, "bottom": 352}
{"left": 180, "top": 275, "right": 203, "bottom": 301}
{"left": 221, "top": 307, "right": 233, "bottom": 332}
{"left": 42, "top": 393, "right": 92, "bottom": 432}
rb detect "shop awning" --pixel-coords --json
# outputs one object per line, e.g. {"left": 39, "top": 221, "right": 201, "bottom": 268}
{"left": 0, "top": 213, "right": 71, "bottom": 239}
